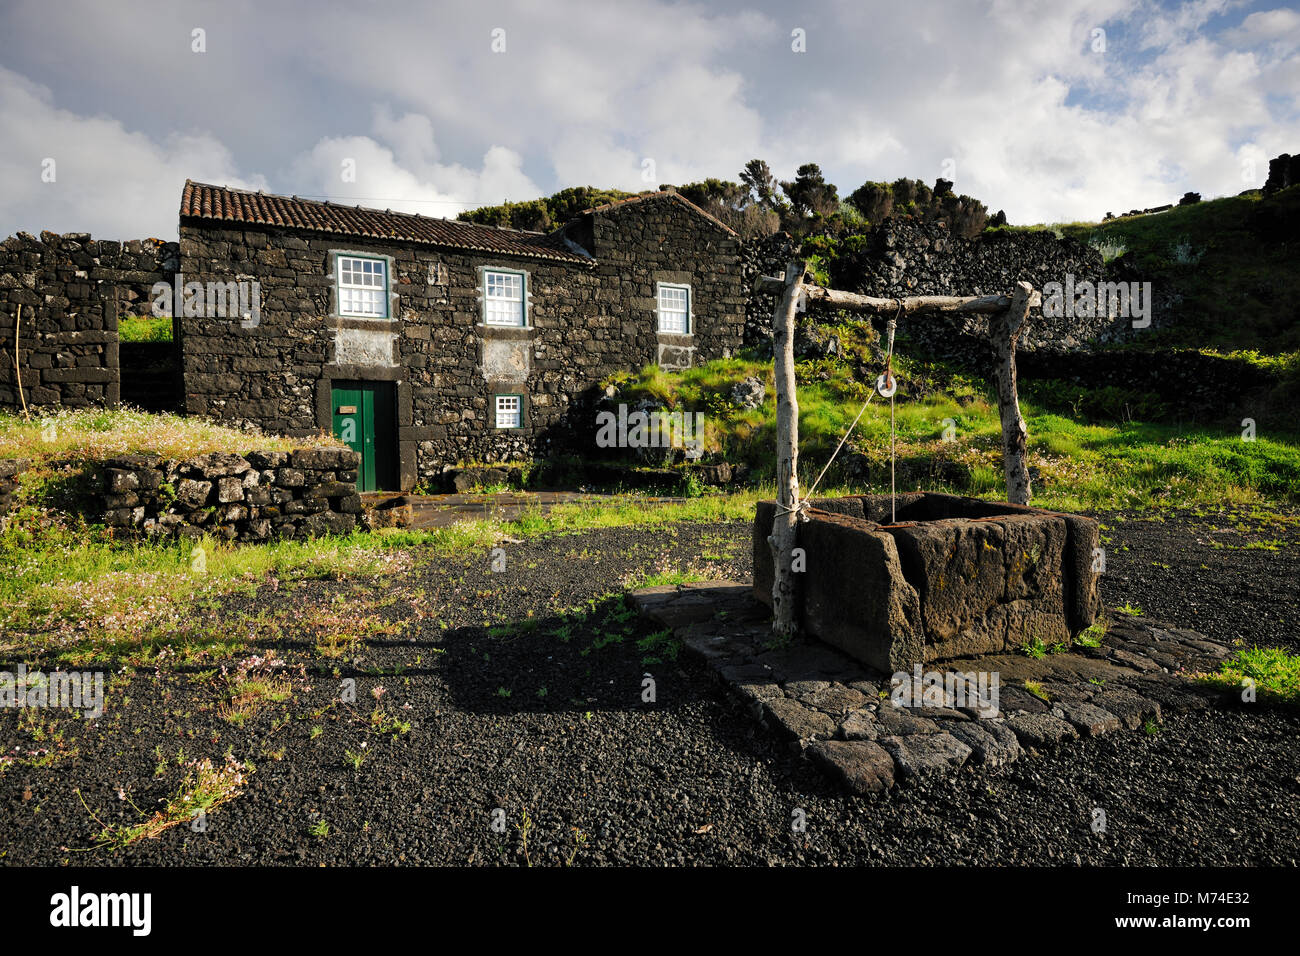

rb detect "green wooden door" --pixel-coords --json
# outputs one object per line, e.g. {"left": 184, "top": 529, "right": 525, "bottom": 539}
{"left": 331, "top": 382, "right": 396, "bottom": 491}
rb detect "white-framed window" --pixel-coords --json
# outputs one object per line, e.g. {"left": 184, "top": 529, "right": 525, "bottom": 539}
{"left": 483, "top": 269, "right": 526, "bottom": 326}
{"left": 495, "top": 394, "right": 522, "bottom": 429}
{"left": 657, "top": 283, "right": 691, "bottom": 334}
{"left": 336, "top": 256, "right": 389, "bottom": 318}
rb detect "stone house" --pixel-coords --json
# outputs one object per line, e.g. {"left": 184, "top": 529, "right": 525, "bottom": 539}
{"left": 177, "top": 182, "right": 746, "bottom": 491}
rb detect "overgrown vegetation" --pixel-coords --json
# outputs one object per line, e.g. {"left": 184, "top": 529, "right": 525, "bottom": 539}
{"left": 117, "top": 315, "right": 173, "bottom": 343}
{"left": 79, "top": 755, "right": 251, "bottom": 849}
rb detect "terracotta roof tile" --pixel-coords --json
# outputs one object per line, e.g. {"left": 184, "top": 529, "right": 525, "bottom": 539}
{"left": 180, "top": 181, "right": 594, "bottom": 265}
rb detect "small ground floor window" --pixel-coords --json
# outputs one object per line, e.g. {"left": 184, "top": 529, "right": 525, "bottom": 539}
{"left": 495, "top": 394, "right": 522, "bottom": 429}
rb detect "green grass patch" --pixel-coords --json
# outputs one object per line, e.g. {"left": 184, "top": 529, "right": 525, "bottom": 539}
{"left": 1196, "top": 646, "right": 1300, "bottom": 705}
{"left": 117, "top": 315, "right": 173, "bottom": 343}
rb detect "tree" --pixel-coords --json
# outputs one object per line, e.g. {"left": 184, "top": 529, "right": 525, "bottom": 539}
{"left": 780, "top": 163, "right": 840, "bottom": 221}
{"left": 740, "top": 159, "right": 785, "bottom": 214}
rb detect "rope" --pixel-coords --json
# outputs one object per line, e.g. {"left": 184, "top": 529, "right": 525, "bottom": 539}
{"left": 775, "top": 299, "right": 904, "bottom": 521}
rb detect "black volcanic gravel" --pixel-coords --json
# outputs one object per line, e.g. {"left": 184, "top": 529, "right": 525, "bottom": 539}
{"left": 1, "top": 507, "right": 1297, "bottom": 866}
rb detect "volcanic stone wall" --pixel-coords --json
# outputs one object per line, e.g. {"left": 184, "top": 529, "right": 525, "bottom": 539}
{"left": 832, "top": 219, "right": 1120, "bottom": 356}
{"left": 97, "top": 446, "right": 361, "bottom": 541}
{"left": 740, "top": 219, "right": 1122, "bottom": 357}
{"left": 178, "top": 193, "right": 745, "bottom": 488}
{"left": 0, "top": 231, "right": 176, "bottom": 411}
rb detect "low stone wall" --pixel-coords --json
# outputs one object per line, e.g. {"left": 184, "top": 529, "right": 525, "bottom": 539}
{"left": 753, "top": 492, "right": 1100, "bottom": 670}
{"left": 98, "top": 447, "right": 362, "bottom": 540}
{"left": 0, "top": 458, "right": 29, "bottom": 517}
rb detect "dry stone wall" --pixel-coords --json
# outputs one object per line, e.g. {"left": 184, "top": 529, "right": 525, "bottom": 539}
{"left": 97, "top": 446, "right": 362, "bottom": 541}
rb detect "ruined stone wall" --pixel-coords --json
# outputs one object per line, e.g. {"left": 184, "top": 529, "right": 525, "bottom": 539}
{"left": 0, "top": 231, "right": 176, "bottom": 411}
{"left": 96, "top": 447, "right": 361, "bottom": 541}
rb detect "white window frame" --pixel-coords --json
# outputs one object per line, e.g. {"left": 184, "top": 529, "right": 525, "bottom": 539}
{"left": 482, "top": 269, "right": 527, "bottom": 327}
{"left": 335, "top": 255, "right": 390, "bottom": 318}
{"left": 656, "top": 282, "right": 691, "bottom": 335}
{"left": 494, "top": 394, "right": 523, "bottom": 429}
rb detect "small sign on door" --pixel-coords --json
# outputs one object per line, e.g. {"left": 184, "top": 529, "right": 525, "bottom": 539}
{"left": 338, "top": 405, "right": 357, "bottom": 414}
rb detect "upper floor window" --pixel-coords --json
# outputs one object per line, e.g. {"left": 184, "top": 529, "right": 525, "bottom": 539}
{"left": 337, "top": 256, "right": 389, "bottom": 318}
{"left": 657, "top": 283, "right": 691, "bottom": 334}
{"left": 483, "top": 269, "right": 526, "bottom": 326}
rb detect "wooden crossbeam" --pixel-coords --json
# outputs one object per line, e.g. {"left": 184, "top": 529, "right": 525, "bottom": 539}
{"left": 752, "top": 275, "right": 1041, "bottom": 313}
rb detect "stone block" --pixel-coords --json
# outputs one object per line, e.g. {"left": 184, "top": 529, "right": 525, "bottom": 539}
{"left": 807, "top": 740, "right": 895, "bottom": 794}
{"left": 753, "top": 493, "right": 1100, "bottom": 670}
{"left": 216, "top": 476, "right": 245, "bottom": 503}
{"left": 879, "top": 732, "right": 972, "bottom": 780}
{"left": 175, "top": 478, "right": 212, "bottom": 509}
{"left": 762, "top": 697, "right": 837, "bottom": 742}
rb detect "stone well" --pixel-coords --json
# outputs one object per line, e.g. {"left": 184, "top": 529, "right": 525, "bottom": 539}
{"left": 753, "top": 493, "right": 1101, "bottom": 672}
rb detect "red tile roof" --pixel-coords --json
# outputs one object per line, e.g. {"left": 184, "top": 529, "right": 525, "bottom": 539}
{"left": 180, "top": 181, "right": 594, "bottom": 264}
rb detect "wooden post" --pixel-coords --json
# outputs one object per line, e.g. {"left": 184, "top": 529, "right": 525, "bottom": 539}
{"left": 991, "top": 281, "right": 1033, "bottom": 505}
{"left": 769, "top": 261, "right": 808, "bottom": 639}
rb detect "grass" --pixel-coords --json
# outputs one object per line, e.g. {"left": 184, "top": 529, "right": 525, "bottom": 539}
{"left": 80, "top": 755, "right": 251, "bottom": 850}
{"left": 1075, "top": 617, "right": 1107, "bottom": 648}
{"left": 1056, "top": 186, "right": 1300, "bottom": 352}
{"left": 0, "top": 514, "right": 413, "bottom": 668}
{"left": 1024, "top": 680, "right": 1050, "bottom": 702}
{"left": 1116, "top": 602, "right": 1145, "bottom": 617}
{"left": 117, "top": 315, "right": 173, "bottom": 343}
{"left": 0, "top": 407, "right": 338, "bottom": 466}
{"left": 1196, "top": 646, "right": 1300, "bottom": 705}
{"left": 218, "top": 671, "right": 294, "bottom": 726}
{"left": 1021, "top": 636, "right": 1048, "bottom": 660}
{"left": 604, "top": 335, "right": 1300, "bottom": 512}
{"left": 2, "top": 402, "right": 1296, "bottom": 681}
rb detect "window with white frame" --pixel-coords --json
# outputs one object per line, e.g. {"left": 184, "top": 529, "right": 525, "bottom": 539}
{"left": 336, "top": 256, "right": 389, "bottom": 317}
{"left": 483, "top": 270, "right": 525, "bottom": 326}
{"left": 495, "top": 394, "right": 522, "bottom": 429}
{"left": 657, "top": 283, "right": 690, "bottom": 334}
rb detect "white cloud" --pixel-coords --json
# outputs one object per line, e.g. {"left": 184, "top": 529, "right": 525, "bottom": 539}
{"left": 288, "top": 110, "right": 542, "bottom": 216}
{"left": 0, "top": 0, "right": 1297, "bottom": 234}
{"left": 0, "top": 65, "right": 260, "bottom": 239}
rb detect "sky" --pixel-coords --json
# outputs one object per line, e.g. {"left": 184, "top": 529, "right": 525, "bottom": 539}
{"left": 0, "top": 0, "right": 1296, "bottom": 239}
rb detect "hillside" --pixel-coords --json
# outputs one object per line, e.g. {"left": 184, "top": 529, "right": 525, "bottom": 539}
{"left": 1028, "top": 185, "right": 1300, "bottom": 352}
